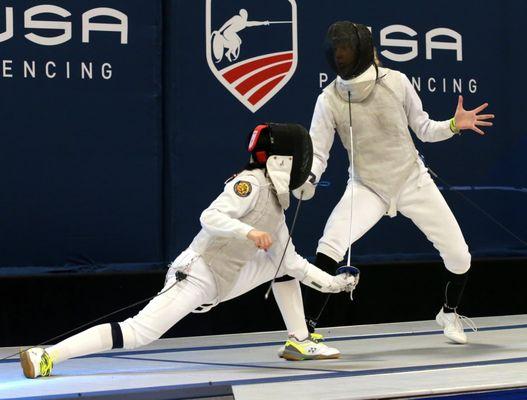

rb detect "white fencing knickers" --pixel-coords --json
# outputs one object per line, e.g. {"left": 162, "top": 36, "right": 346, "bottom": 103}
{"left": 316, "top": 161, "right": 471, "bottom": 274}
{"left": 46, "top": 249, "right": 307, "bottom": 364}
{"left": 120, "top": 250, "right": 294, "bottom": 350}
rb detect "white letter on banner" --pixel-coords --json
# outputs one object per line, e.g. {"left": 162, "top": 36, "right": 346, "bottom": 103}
{"left": 411, "top": 76, "right": 421, "bottom": 91}
{"left": 453, "top": 78, "right": 462, "bottom": 93}
{"left": 319, "top": 73, "right": 328, "bottom": 88}
{"left": 380, "top": 25, "right": 418, "bottom": 62}
{"left": 24, "top": 61, "right": 36, "bottom": 78}
{"left": 3, "top": 60, "right": 13, "bottom": 77}
{"left": 426, "top": 28, "right": 462, "bottom": 61}
{"left": 25, "top": 5, "right": 72, "bottom": 46}
{"left": 0, "top": 7, "right": 14, "bottom": 43}
{"left": 81, "top": 62, "right": 93, "bottom": 79}
{"left": 46, "top": 61, "right": 56, "bottom": 78}
{"left": 428, "top": 77, "right": 436, "bottom": 92}
{"left": 102, "top": 63, "right": 113, "bottom": 79}
{"left": 82, "top": 8, "right": 128, "bottom": 44}
{"left": 469, "top": 79, "right": 477, "bottom": 93}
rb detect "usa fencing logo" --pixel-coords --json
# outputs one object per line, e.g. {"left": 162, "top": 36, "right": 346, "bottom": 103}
{"left": 206, "top": 1, "right": 298, "bottom": 113}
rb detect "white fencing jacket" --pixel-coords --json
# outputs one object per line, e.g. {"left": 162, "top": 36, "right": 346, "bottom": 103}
{"left": 310, "top": 66, "right": 456, "bottom": 215}
{"left": 188, "top": 168, "right": 348, "bottom": 299}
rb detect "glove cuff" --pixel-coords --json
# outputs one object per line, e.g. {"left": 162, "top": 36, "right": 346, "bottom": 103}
{"left": 450, "top": 117, "right": 460, "bottom": 134}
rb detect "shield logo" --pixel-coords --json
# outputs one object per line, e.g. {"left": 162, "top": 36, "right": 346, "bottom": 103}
{"left": 206, "top": 0, "right": 298, "bottom": 113}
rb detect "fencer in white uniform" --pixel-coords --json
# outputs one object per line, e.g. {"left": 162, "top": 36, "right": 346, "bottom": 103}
{"left": 20, "top": 123, "right": 358, "bottom": 378}
{"left": 294, "top": 22, "right": 494, "bottom": 344}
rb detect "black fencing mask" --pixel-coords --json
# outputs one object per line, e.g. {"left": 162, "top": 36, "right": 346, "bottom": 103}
{"left": 324, "top": 21, "right": 374, "bottom": 80}
{"left": 248, "top": 123, "right": 313, "bottom": 208}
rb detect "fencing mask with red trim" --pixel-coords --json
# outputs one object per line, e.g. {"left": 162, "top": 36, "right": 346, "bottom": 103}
{"left": 248, "top": 123, "right": 312, "bottom": 209}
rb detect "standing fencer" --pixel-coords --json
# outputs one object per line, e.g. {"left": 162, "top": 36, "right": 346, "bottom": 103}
{"left": 20, "top": 123, "right": 358, "bottom": 378}
{"left": 294, "top": 21, "right": 494, "bottom": 343}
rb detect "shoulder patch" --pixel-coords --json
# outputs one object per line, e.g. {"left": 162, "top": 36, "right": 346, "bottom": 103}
{"left": 233, "top": 181, "right": 252, "bottom": 197}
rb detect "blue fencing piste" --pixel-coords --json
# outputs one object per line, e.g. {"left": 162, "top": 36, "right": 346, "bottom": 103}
{"left": 1, "top": 0, "right": 525, "bottom": 272}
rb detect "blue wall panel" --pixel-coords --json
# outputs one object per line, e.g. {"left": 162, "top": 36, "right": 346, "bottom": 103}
{"left": 0, "top": 1, "right": 163, "bottom": 267}
{"left": 1, "top": 0, "right": 525, "bottom": 271}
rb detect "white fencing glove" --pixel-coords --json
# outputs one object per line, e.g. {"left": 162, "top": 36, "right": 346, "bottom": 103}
{"left": 336, "top": 266, "right": 361, "bottom": 300}
{"left": 332, "top": 273, "right": 358, "bottom": 293}
{"left": 301, "top": 264, "right": 357, "bottom": 293}
{"left": 292, "top": 173, "right": 317, "bottom": 201}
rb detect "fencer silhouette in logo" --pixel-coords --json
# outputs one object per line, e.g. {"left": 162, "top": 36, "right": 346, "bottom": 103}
{"left": 211, "top": 9, "right": 271, "bottom": 63}
{"left": 206, "top": 1, "right": 298, "bottom": 113}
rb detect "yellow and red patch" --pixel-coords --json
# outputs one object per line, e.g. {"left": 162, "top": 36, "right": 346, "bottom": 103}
{"left": 234, "top": 181, "right": 252, "bottom": 197}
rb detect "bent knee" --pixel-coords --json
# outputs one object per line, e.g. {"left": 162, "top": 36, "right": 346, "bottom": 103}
{"left": 443, "top": 246, "right": 471, "bottom": 274}
{"left": 316, "top": 243, "right": 345, "bottom": 264}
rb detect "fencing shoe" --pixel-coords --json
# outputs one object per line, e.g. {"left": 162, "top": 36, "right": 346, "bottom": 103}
{"left": 20, "top": 347, "right": 53, "bottom": 378}
{"left": 279, "top": 334, "right": 340, "bottom": 361}
{"left": 277, "top": 332, "right": 325, "bottom": 358}
{"left": 436, "top": 308, "right": 477, "bottom": 344}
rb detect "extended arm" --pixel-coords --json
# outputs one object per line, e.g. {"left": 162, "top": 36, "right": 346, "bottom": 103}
{"left": 402, "top": 73, "right": 494, "bottom": 141}
{"left": 269, "top": 223, "right": 356, "bottom": 293}
{"left": 246, "top": 20, "right": 270, "bottom": 27}
{"left": 402, "top": 73, "right": 454, "bottom": 142}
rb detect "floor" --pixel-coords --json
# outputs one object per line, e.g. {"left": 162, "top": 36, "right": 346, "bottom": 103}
{"left": 1, "top": 315, "right": 526, "bottom": 400}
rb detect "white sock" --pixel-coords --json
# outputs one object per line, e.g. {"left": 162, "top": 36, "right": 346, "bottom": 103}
{"left": 272, "top": 279, "right": 309, "bottom": 340}
{"left": 46, "top": 323, "right": 113, "bottom": 364}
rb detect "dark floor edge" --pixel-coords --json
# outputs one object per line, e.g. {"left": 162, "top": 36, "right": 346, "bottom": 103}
{"left": 405, "top": 386, "right": 527, "bottom": 400}
{"left": 3, "top": 384, "right": 233, "bottom": 400}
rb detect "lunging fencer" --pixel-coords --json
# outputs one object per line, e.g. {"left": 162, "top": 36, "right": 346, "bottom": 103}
{"left": 19, "top": 123, "right": 358, "bottom": 378}
{"left": 295, "top": 21, "right": 494, "bottom": 344}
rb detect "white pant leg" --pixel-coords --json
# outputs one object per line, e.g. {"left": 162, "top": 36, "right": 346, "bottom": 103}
{"left": 120, "top": 258, "right": 218, "bottom": 349}
{"left": 317, "top": 181, "right": 388, "bottom": 262}
{"left": 396, "top": 170, "right": 471, "bottom": 274}
{"left": 272, "top": 279, "right": 309, "bottom": 339}
{"left": 46, "top": 257, "right": 218, "bottom": 362}
{"left": 222, "top": 252, "right": 309, "bottom": 340}
{"left": 47, "top": 324, "right": 115, "bottom": 364}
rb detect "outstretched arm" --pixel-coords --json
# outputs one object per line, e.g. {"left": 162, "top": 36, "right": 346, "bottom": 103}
{"left": 402, "top": 73, "right": 454, "bottom": 142}
{"left": 402, "top": 73, "right": 494, "bottom": 141}
{"left": 246, "top": 20, "right": 270, "bottom": 27}
{"left": 269, "top": 223, "right": 356, "bottom": 293}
